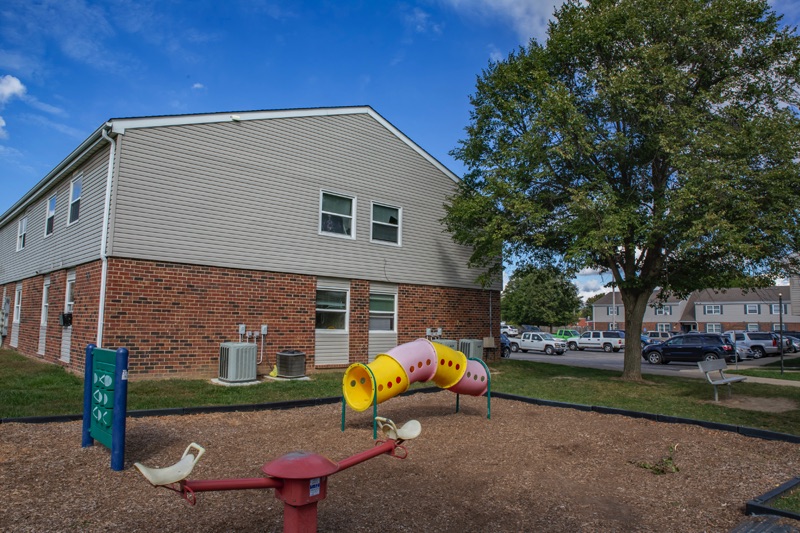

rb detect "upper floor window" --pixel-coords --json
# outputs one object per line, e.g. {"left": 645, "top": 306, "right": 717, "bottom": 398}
{"left": 16, "top": 217, "right": 27, "bottom": 251}
{"left": 315, "top": 289, "right": 348, "bottom": 330}
{"left": 319, "top": 191, "right": 354, "bottom": 238}
{"left": 745, "top": 304, "right": 760, "bottom": 315}
{"left": 45, "top": 195, "right": 56, "bottom": 236}
{"left": 371, "top": 203, "right": 401, "bottom": 245}
{"left": 608, "top": 306, "right": 620, "bottom": 316}
{"left": 68, "top": 176, "right": 82, "bottom": 224}
{"left": 704, "top": 304, "right": 721, "bottom": 315}
{"left": 369, "top": 293, "right": 396, "bottom": 331}
{"left": 771, "top": 303, "right": 788, "bottom": 315}
{"left": 654, "top": 306, "right": 672, "bottom": 316}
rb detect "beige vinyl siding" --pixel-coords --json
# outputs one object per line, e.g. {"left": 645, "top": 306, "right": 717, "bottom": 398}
{"left": 108, "top": 113, "right": 492, "bottom": 290}
{"left": 0, "top": 150, "right": 108, "bottom": 285}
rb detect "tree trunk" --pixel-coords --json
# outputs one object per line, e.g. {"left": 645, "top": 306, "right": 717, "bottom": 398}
{"left": 620, "top": 289, "right": 652, "bottom": 381}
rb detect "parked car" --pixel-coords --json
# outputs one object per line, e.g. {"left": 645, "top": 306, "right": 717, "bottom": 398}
{"left": 500, "top": 333, "right": 511, "bottom": 358}
{"left": 519, "top": 325, "right": 541, "bottom": 333}
{"left": 509, "top": 332, "right": 566, "bottom": 355}
{"left": 553, "top": 329, "right": 580, "bottom": 341}
{"left": 640, "top": 334, "right": 653, "bottom": 346}
{"left": 734, "top": 344, "right": 754, "bottom": 361}
{"left": 566, "top": 330, "right": 625, "bottom": 352}
{"left": 646, "top": 331, "right": 673, "bottom": 341}
{"left": 784, "top": 336, "right": 800, "bottom": 354}
{"left": 500, "top": 324, "right": 518, "bottom": 336}
{"left": 771, "top": 333, "right": 792, "bottom": 354}
{"left": 723, "top": 331, "right": 780, "bottom": 359}
{"left": 641, "top": 333, "right": 735, "bottom": 364}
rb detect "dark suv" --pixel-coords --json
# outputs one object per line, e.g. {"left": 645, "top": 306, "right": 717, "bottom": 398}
{"left": 641, "top": 333, "right": 735, "bottom": 364}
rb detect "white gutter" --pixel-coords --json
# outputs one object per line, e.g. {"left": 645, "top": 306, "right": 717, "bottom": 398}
{"left": 96, "top": 125, "right": 116, "bottom": 347}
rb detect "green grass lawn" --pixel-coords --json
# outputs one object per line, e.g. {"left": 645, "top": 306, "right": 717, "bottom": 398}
{"left": 3, "top": 349, "right": 799, "bottom": 436}
{"left": 728, "top": 356, "right": 800, "bottom": 381}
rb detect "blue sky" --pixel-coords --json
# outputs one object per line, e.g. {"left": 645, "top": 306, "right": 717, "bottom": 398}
{"left": 1, "top": 0, "right": 798, "bottom": 300}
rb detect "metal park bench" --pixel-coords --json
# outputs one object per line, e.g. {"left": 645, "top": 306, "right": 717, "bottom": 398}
{"left": 697, "top": 359, "right": 747, "bottom": 402}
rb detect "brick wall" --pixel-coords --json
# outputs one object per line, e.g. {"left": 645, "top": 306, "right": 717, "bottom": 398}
{"left": 102, "top": 258, "right": 317, "bottom": 379}
{"left": 3, "top": 257, "right": 499, "bottom": 379}
{"left": 0, "top": 262, "right": 100, "bottom": 375}
{"left": 398, "top": 285, "right": 501, "bottom": 360}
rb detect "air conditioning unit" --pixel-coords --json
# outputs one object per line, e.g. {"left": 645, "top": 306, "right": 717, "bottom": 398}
{"left": 219, "top": 342, "right": 257, "bottom": 383}
{"left": 459, "top": 339, "right": 485, "bottom": 360}
{"left": 433, "top": 339, "right": 458, "bottom": 351}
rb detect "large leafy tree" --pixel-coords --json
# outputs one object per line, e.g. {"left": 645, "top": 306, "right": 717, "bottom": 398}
{"left": 502, "top": 267, "right": 582, "bottom": 327}
{"left": 444, "top": 0, "right": 800, "bottom": 379}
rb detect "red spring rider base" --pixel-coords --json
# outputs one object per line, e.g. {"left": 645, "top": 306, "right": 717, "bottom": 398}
{"left": 134, "top": 417, "right": 421, "bottom": 533}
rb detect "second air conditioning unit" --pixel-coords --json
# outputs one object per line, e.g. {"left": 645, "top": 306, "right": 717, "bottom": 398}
{"left": 433, "top": 339, "right": 458, "bottom": 351}
{"left": 459, "top": 339, "right": 485, "bottom": 360}
{"left": 219, "top": 342, "right": 257, "bottom": 383}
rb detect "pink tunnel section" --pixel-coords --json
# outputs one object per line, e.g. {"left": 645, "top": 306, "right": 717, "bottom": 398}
{"left": 342, "top": 338, "right": 489, "bottom": 412}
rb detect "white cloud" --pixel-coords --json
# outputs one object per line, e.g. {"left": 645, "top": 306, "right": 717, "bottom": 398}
{"left": 488, "top": 44, "right": 504, "bottom": 62}
{"left": 0, "top": 116, "right": 7, "bottom": 139}
{"left": 407, "top": 7, "right": 443, "bottom": 34}
{"left": 192, "top": 83, "right": 205, "bottom": 90}
{"left": 0, "top": 75, "right": 26, "bottom": 104}
{"left": 441, "top": 0, "right": 563, "bottom": 43}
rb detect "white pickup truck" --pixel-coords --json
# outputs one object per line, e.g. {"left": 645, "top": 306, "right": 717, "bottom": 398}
{"left": 509, "top": 332, "right": 566, "bottom": 355}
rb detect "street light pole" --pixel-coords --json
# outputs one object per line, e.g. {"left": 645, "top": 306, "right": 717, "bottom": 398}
{"left": 779, "top": 293, "right": 784, "bottom": 375}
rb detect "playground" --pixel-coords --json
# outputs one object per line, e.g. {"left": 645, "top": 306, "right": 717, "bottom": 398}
{"left": 0, "top": 391, "right": 797, "bottom": 532}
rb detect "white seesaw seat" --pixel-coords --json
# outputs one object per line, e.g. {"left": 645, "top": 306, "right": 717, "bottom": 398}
{"left": 375, "top": 417, "right": 422, "bottom": 441}
{"left": 135, "top": 443, "right": 205, "bottom": 486}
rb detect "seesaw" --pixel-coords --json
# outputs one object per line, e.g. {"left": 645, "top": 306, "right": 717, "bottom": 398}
{"left": 135, "top": 417, "right": 421, "bottom": 533}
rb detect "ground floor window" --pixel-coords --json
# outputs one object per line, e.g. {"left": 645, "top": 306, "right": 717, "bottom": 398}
{"left": 705, "top": 323, "right": 722, "bottom": 333}
{"left": 13, "top": 285, "right": 22, "bottom": 323}
{"left": 746, "top": 323, "right": 759, "bottom": 332}
{"left": 369, "top": 293, "right": 396, "bottom": 331}
{"left": 656, "top": 323, "right": 671, "bottom": 332}
{"left": 316, "top": 289, "right": 348, "bottom": 330}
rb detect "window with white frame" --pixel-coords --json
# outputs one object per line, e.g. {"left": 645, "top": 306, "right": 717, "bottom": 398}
{"left": 369, "top": 293, "right": 396, "bottom": 331}
{"left": 13, "top": 286, "right": 22, "bottom": 323}
{"left": 319, "top": 191, "right": 354, "bottom": 238}
{"left": 773, "top": 324, "right": 787, "bottom": 331}
{"left": 41, "top": 279, "right": 50, "bottom": 326}
{"left": 315, "top": 289, "right": 348, "bottom": 330}
{"left": 65, "top": 272, "right": 76, "bottom": 314}
{"left": 704, "top": 304, "right": 721, "bottom": 315}
{"left": 608, "top": 306, "right": 620, "bottom": 316}
{"left": 657, "top": 323, "right": 671, "bottom": 332}
{"left": 746, "top": 323, "right": 759, "bottom": 331}
{"left": 706, "top": 323, "right": 722, "bottom": 333}
{"left": 16, "top": 217, "right": 27, "bottom": 251}
{"left": 68, "top": 176, "right": 82, "bottom": 224}
{"left": 745, "top": 304, "right": 759, "bottom": 315}
{"left": 771, "top": 303, "right": 788, "bottom": 315}
{"left": 44, "top": 195, "right": 56, "bottom": 236}
{"left": 654, "top": 306, "right": 672, "bottom": 316}
{"left": 371, "top": 203, "right": 401, "bottom": 245}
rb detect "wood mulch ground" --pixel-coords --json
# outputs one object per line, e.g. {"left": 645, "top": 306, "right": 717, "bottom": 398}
{"left": 1, "top": 392, "right": 798, "bottom": 532}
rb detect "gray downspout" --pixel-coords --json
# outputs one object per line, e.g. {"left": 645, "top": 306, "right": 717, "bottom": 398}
{"left": 97, "top": 126, "right": 115, "bottom": 347}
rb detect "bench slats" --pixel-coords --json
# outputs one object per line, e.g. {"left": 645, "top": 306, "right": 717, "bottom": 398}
{"left": 697, "top": 359, "right": 747, "bottom": 401}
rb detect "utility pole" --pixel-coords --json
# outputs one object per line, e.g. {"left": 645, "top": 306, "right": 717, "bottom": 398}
{"left": 779, "top": 292, "right": 784, "bottom": 375}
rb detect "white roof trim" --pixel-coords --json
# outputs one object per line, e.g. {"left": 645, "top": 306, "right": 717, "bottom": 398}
{"left": 109, "top": 106, "right": 460, "bottom": 183}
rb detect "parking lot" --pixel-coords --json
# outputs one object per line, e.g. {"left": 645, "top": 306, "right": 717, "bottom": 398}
{"left": 507, "top": 348, "right": 800, "bottom": 380}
